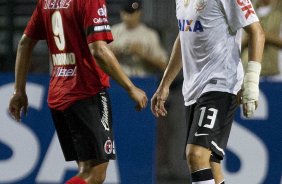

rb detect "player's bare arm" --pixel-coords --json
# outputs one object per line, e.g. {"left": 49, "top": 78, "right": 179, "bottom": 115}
{"left": 89, "top": 41, "right": 148, "bottom": 111}
{"left": 242, "top": 22, "right": 265, "bottom": 117}
{"left": 244, "top": 22, "right": 265, "bottom": 62}
{"left": 9, "top": 34, "right": 38, "bottom": 122}
{"left": 151, "top": 34, "right": 182, "bottom": 117}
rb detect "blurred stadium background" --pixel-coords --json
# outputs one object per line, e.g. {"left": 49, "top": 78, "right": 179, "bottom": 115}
{"left": 0, "top": 0, "right": 281, "bottom": 184}
{"left": 0, "top": 0, "right": 178, "bottom": 73}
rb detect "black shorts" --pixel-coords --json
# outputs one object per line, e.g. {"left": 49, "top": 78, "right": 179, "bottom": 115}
{"left": 185, "top": 91, "right": 238, "bottom": 161}
{"left": 50, "top": 90, "right": 116, "bottom": 162}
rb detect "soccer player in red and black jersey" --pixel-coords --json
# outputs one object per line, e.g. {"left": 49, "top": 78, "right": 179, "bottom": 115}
{"left": 8, "top": 0, "right": 148, "bottom": 183}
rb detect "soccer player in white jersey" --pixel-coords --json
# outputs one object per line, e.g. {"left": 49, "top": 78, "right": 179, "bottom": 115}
{"left": 151, "top": 0, "right": 265, "bottom": 183}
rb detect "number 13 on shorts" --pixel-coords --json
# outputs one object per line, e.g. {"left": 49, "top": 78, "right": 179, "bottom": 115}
{"left": 198, "top": 107, "right": 218, "bottom": 129}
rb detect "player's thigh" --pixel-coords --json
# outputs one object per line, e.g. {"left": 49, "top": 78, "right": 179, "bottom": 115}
{"left": 186, "top": 144, "right": 212, "bottom": 160}
{"left": 185, "top": 144, "right": 212, "bottom": 171}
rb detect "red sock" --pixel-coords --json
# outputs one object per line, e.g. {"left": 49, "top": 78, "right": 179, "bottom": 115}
{"left": 65, "top": 176, "right": 87, "bottom": 184}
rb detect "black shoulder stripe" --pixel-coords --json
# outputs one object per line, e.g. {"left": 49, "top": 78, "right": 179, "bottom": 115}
{"left": 85, "top": 25, "right": 111, "bottom": 36}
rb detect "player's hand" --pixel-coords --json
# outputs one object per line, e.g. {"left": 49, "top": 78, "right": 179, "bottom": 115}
{"left": 9, "top": 91, "right": 28, "bottom": 122}
{"left": 242, "top": 61, "right": 261, "bottom": 118}
{"left": 242, "top": 85, "right": 259, "bottom": 118}
{"left": 238, "top": 87, "right": 258, "bottom": 118}
{"left": 127, "top": 86, "right": 148, "bottom": 111}
{"left": 151, "top": 87, "right": 169, "bottom": 117}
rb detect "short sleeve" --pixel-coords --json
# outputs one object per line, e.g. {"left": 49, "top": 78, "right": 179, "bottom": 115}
{"left": 24, "top": 2, "right": 46, "bottom": 40}
{"left": 83, "top": 0, "right": 113, "bottom": 44}
{"left": 220, "top": 0, "right": 259, "bottom": 32}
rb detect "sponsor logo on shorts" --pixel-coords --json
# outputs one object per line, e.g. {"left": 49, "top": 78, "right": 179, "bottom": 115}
{"left": 104, "top": 139, "right": 113, "bottom": 154}
{"left": 101, "top": 96, "right": 110, "bottom": 131}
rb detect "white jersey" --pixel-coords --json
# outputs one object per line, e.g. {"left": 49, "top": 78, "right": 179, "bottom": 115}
{"left": 176, "top": 0, "right": 259, "bottom": 106}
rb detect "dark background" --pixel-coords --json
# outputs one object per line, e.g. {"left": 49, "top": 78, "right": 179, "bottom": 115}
{"left": 0, "top": 0, "right": 178, "bottom": 73}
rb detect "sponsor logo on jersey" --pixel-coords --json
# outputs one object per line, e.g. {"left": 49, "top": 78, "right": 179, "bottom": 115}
{"left": 104, "top": 139, "right": 113, "bottom": 154}
{"left": 101, "top": 95, "right": 110, "bottom": 131}
{"left": 51, "top": 52, "right": 77, "bottom": 77}
{"left": 94, "top": 25, "right": 111, "bottom": 32}
{"left": 194, "top": 0, "right": 207, "bottom": 12}
{"left": 178, "top": 19, "right": 204, "bottom": 32}
{"left": 52, "top": 52, "right": 76, "bottom": 66}
{"left": 97, "top": 4, "right": 108, "bottom": 17}
{"left": 53, "top": 66, "right": 77, "bottom": 77}
{"left": 44, "top": 0, "right": 71, "bottom": 9}
{"left": 86, "top": 24, "right": 111, "bottom": 36}
{"left": 93, "top": 17, "right": 109, "bottom": 24}
{"left": 236, "top": 0, "right": 256, "bottom": 19}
